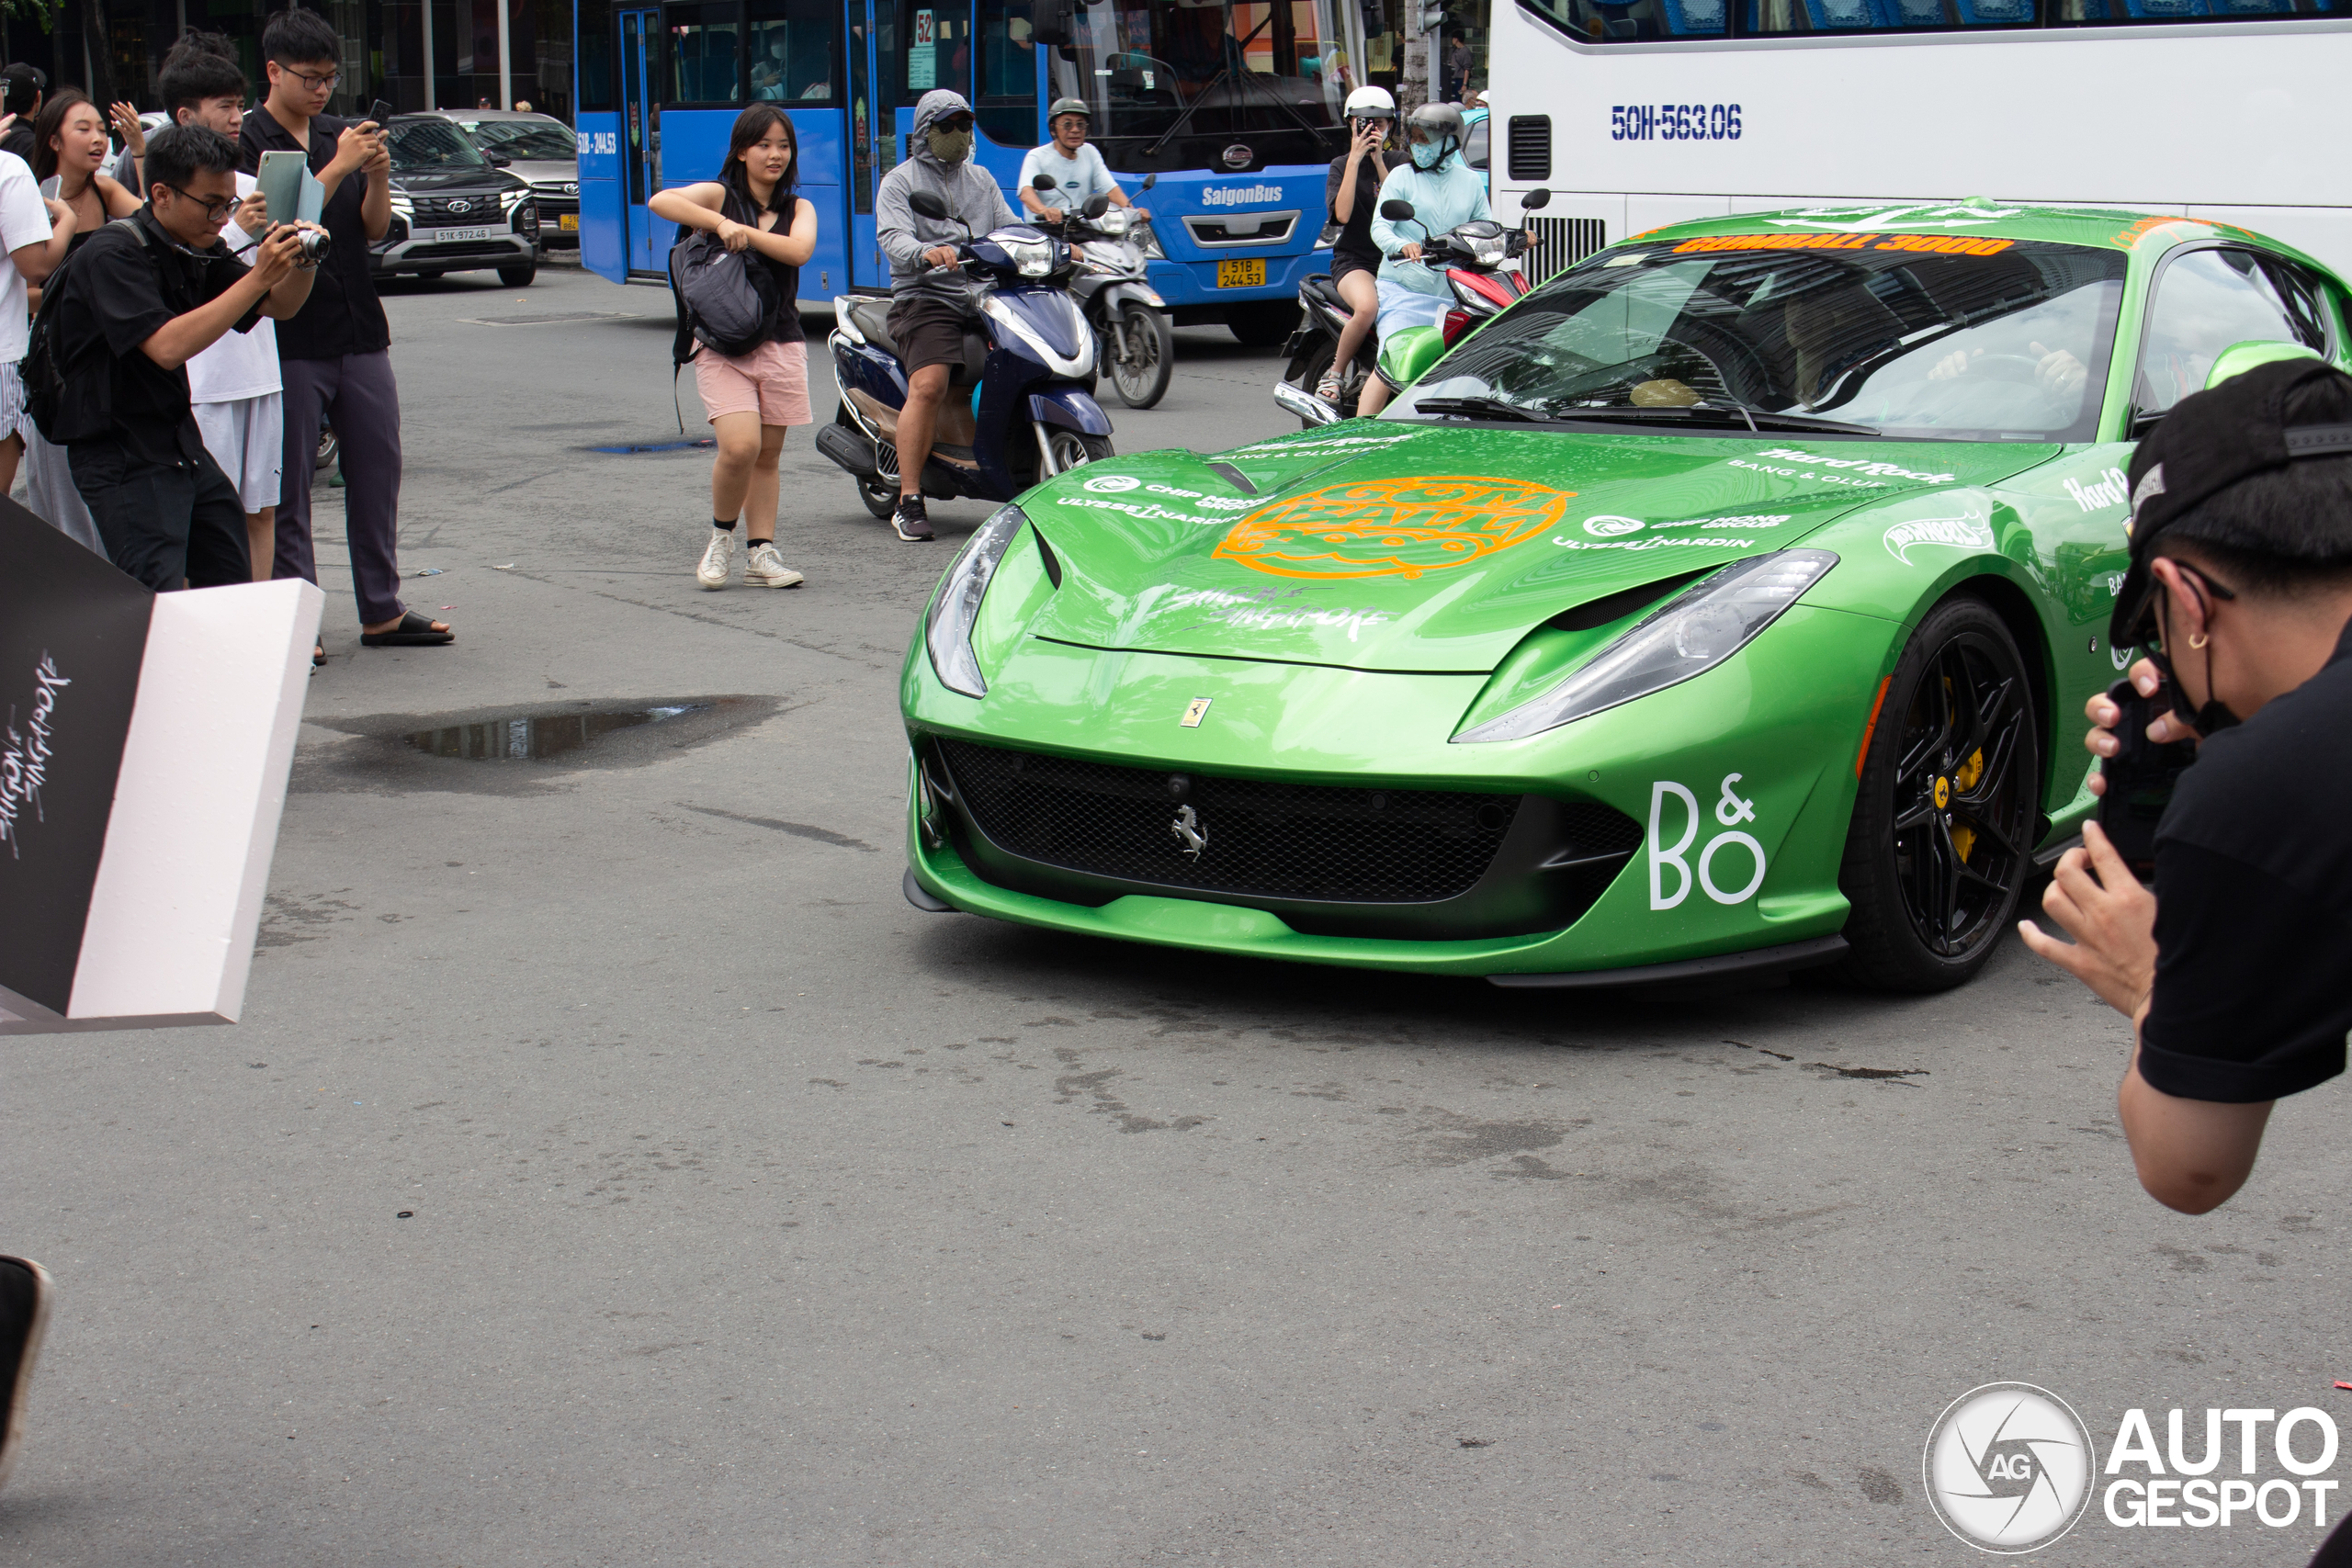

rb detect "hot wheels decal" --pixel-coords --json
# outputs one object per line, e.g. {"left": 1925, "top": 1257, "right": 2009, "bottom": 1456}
{"left": 1648, "top": 774, "right": 1768, "bottom": 910}
{"left": 1883, "top": 515, "right": 1997, "bottom": 565}
{"left": 1214, "top": 477, "right": 1576, "bottom": 581}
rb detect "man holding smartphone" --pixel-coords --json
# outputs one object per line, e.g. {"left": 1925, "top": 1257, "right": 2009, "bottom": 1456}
{"left": 2019, "top": 358, "right": 2352, "bottom": 1215}
{"left": 239, "top": 8, "right": 450, "bottom": 649}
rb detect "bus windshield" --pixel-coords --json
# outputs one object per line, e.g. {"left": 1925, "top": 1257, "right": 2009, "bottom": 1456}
{"left": 1390, "top": 237, "right": 2128, "bottom": 442}
{"left": 1048, "top": 0, "right": 1363, "bottom": 173}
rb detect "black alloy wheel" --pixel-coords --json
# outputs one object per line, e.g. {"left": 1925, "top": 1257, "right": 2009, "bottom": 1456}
{"left": 1835, "top": 597, "right": 2041, "bottom": 992}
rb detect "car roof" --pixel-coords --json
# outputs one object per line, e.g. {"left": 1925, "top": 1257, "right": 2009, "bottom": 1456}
{"left": 1622, "top": 200, "right": 2340, "bottom": 279}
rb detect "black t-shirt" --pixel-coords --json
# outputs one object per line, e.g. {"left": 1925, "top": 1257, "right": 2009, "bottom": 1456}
{"left": 52, "top": 209, "right": 259, "bottom": 467}
{"left": 237, "top": 105, "right": 390, "bottom": 360}
{"left": 1325, "top": 153, "right": 1383, "bottom": 269}
{"left": 2139, "top": 615, "right": 2352, "bottom": 1102}
{"left": 0, "top": 123, "right": 34, "bottom": 169}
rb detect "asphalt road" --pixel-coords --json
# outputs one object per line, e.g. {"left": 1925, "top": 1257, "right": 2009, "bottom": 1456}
{"left": 3, "top": 263, "right": 2347, "bottom": 1568}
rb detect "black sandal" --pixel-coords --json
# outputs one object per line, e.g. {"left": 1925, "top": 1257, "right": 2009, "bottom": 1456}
{"left": 312, "top": 641, "right": 326, "bottom": 667}
{"left": 359, "top": 611, "right": 455, "bottom": 648}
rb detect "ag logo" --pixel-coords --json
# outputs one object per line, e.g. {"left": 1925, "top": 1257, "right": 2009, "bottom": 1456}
{"left": 1647, "top": 773, "right": 1766, "bottom": 909}
{"left": 1215, "top": 476, "right": 1575, "bottom": 580}
{"left": 1084, "top": 474, "right": 1141, "bottom": 493}
{"left": 1924, "top": 1382, "right": 2095, "bottom": 1554}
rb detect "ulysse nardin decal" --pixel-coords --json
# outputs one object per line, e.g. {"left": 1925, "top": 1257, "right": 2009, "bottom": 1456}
{"left": 1170, "top": 804, "right": 1207, "bottom": 858}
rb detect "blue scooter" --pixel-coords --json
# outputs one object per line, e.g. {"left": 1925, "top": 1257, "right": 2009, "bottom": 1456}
{"left": 818, "top": 190, "right": 1117, "bottom": 519}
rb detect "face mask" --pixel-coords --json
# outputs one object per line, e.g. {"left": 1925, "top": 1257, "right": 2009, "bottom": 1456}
{"left": 1409, "top": 140, "right": 1443, "bottom": 171}
{"left": 2145, "top": 646, "right": 2241, "bottom": 738}
{"left": 926, "top": 126, "right": 973, "bottom": 164}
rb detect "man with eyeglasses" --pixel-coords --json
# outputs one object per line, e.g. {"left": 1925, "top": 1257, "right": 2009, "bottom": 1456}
{"left": 2020, "top": 358, "right": 2352, "bottom": 1219}
{"left": 240, "top": 9, "right": 450, "bottom": 649}
{"left": 45, "top": 122, "right": 317, "bottom": 591}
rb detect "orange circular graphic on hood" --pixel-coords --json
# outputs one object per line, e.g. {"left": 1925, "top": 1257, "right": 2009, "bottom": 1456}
{"left": 1213, "top": 476, "right": 1576, "bottom": 580}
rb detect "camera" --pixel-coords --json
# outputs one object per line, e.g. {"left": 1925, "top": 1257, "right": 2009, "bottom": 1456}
{"left": 288, "top": 226, "right": 333, "bottom": 266}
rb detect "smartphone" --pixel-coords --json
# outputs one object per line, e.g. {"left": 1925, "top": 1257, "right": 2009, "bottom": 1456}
{"left": 368, "top": 99, "right": 394, "bottom": 130}
{"left": 2096, "top": 675, "right": 2199, "bottom": 879}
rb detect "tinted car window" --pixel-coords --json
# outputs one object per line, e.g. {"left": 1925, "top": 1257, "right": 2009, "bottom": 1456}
{"left": 2135, "top": 247, "right": 2325, "bottom": 417}
{"left": 463, "top": 119, "right": 579, "bottom": 160}
{"left": 389, "top": 119, "right": 491, "bottom": 171}
{"left": 1388, "top": 235, "right": 2127, "bottom": 441}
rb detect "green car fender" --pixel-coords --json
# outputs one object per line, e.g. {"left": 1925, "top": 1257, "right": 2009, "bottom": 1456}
{"left": 1375, "top": 324, "right": 1445, "bottom": 393}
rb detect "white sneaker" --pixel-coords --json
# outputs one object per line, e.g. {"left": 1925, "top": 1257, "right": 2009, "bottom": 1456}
{"left": 743, "top": 540, "right": 804, "bottom": 589}
{"left": 695, "top": 528, "right": 735, "bottom": 590}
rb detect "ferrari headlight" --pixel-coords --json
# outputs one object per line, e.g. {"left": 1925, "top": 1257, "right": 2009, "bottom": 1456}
{"left": 1454, "top": 550, "right": 1838, "bottom": 743}
{"left": 924, "top": 502, "right": 1028, "bottom": 697}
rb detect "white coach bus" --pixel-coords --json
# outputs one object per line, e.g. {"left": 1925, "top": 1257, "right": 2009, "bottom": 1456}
{"left": 1483, "top": 0, "right": 2351, "bottom": 281}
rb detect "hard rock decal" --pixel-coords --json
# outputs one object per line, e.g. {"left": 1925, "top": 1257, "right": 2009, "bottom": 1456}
{"left": 1212, "top": 476, "right": 1575, "bottom": 581}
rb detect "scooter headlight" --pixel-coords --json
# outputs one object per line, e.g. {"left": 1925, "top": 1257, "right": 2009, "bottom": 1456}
{"left": 1453, "top": 550, "right": 1838, "bottom": 742}
{"left": 924, "top": 503, "right": 1030, "bottom": 697}
{"left": 1464, "top": 231, "right": 1508, "bottom": 266}
{"left": 1004, "top": 236, "right": 1056, "bottom": 277}
{"left": 1094, "top": 208, "right": 1135, "bottom": 237}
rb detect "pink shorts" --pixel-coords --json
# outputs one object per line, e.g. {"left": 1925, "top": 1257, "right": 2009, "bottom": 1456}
{"left": 693, "top": 338, "right": 811, "bottom": 427}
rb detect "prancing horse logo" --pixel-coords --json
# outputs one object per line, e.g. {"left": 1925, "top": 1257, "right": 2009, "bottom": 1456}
{"left": 1170, "top": 805, "right": 1207, "bottom": 859}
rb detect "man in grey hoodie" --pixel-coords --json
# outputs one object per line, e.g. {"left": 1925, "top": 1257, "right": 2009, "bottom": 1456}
{"left": 876, "top": 88, "right": 1014, "bottom": 542}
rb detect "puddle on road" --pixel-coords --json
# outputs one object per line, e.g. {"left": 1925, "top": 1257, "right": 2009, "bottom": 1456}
{"left": 588, "top": 437, "right": 715, "bottom": 455}
{"left": 405, "top": 704, "right": 707, "bottom": 762}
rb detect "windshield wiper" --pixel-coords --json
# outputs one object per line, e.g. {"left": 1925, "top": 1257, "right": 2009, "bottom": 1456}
{"left": 1408, "top": 396, "right": 1552, "bottom": 423}
{"left": 1544, "top": 405, "right": 1883, "bottom": 436}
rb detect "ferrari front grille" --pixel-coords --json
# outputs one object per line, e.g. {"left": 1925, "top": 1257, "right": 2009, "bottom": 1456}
{"left": 937, "top": 739, "right": 1521, "bottom": 904}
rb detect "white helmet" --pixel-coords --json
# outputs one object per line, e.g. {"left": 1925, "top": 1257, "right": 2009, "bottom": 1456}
{"left": 1343, "top": 85, "right": 1396, "bottom": 121}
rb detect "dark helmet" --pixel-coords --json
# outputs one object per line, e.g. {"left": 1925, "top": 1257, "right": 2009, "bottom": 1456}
{"left": 1404, "top": 102, "right": 1464, "bottom": 160}
{"left": 1047, "top": 96, "right": 1091, "bottom": 127}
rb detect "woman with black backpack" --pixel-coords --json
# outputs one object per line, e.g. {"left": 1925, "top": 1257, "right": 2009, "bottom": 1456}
{"left": 651, "top": 105, "right": 817, "bottom": 590}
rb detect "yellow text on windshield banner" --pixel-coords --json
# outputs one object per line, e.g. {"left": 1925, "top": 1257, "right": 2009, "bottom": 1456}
{"left": 1669, "top": 232, "right": 2015, "bottom": 257}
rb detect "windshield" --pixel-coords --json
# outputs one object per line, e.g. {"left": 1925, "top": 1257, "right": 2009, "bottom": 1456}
{"left": 461, "top": 119, "right": 578, "bottom": 161}
{"left": 1390, "top": 235, "right": 2128, "bottom": 442}
{"left": 388, "top": 118, "right": 491, "bottom": 171}
{"left": 1046, "top": 0, "right": 1363, "bottom": 172}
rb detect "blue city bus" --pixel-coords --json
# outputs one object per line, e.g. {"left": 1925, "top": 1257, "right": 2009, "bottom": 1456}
{"left": 571, "top": 0, "right": 1368, "bottom": 340}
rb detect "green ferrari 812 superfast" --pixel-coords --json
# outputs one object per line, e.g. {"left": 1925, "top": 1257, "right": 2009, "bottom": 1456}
{"left": 900, "top": 201, "right": 2347, "bottom": 991}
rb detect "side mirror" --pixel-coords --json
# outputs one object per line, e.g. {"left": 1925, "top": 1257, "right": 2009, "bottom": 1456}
{"left": 2203, "top": 338, "right": 2323, "bottom": 391}
{"left": 1139, "top": 173, "right": 1156, "bottom": 191}
{"left": 909, "top": 190, "right": 950, "bottom": 221}
{"left": 1375, "top": 323, "right": 1447, "bottom": 397}
{"left": 1520, "top": 187, "right": 1550, "bottom": 212}
{"left": 1031, "top": 172, "right": 1057, "bottom": 192}
{"left": 1379, "top": 198, "right": 1416, "bottom": 222}
{"left": 485, "top": 152, "right": 512, "bottom": 167}
{"left": 1083, "top": 193, "right": 1110, "bottom": 219}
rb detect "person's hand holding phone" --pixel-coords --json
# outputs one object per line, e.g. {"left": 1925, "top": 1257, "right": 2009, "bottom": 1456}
{"left": 2084, "top": 658, "right": 2199, "bottom": 797}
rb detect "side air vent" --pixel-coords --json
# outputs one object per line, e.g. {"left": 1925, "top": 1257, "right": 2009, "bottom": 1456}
{"left": 1506, "top": 115, "right": 1552, "bottom": 183}
{"left": 1521, "top": 217, "right": 1609, "bottom": 284}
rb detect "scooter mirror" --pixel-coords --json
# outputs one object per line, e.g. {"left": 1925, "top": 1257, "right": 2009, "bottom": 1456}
{"left": 1140, "top": 174, "right": 1156, "bottom": 191}
{"left": 1379, "top": 198, "right": 1416, "bottom": 222}
{"left": 1083, "top": 193, "right": 1111, "bottom": 219}
{"left": 1521, "top": 187, "right": 1552, "bottom": 212}
{"left": 910, "top": 190, "right": 951, "bottom": 220}
{"left": 1031, "top": 173, "right": 1058, "bottom": 192}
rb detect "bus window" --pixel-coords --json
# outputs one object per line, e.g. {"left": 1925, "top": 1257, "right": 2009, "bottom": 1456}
{"left": 901, "top": 4, "right": 975, "bottom": 101}
{"left": 748, "top": 0, "right": 838, "bottom": 101}
{"left": 1041, "top": 0, "right": 1358, "bottom": 174}
{"left": 2134, "top": 248, "right": 2326, "bottom": 420}
{"left": 976, "top": 0, "right": 1039, "bottom": 147}
{"left": 669, "top": 1, "right": 743, "bottom": 102}
{"left": 581, "top": 0, "right": 617, "bottom": 111}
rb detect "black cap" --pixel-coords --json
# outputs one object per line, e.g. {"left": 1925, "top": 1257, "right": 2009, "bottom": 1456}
{"left": 2111, "top": 357, "right": 2352, "bottom": 648}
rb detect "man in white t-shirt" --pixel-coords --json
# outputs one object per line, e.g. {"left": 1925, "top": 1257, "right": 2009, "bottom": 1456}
{"left": 0, "top": 145, "right": 73, "bottom": 503}
{"left": 158, "top": 32, "right": 284, "bottom": 583}
{"left": 1016, "top": 98, "right": 1142, "bottom": 225}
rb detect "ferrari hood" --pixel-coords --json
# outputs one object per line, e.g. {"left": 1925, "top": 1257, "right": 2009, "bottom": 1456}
{"left": 1022, "top": 424, "right": 2056, "bottom": 672}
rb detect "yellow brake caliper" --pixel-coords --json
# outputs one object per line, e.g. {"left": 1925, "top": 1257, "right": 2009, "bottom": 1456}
{"left": 1949, "top": 748, "right": 1984, "bottom": 863}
